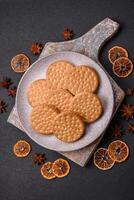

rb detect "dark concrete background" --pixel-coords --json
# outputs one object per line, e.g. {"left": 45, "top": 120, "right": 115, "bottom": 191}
{"left": 0, "top": 0, "right": 134, "bottom": 200}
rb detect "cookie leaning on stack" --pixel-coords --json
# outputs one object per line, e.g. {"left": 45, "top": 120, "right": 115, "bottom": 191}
{"left": 53, "top": 112, "right": 85, "bottom": 142}
{"left": 27, "top": 60, "right": 103, "bottom": 143}
{"left": 27, "top": 79, "right": 50, "bottom": 107}
{"left": 67, "top": 65, "right": 99, "bottom": 95}
{"left": 30, "top": 104, "right": 59, "bottom": 135}
{"left": 69, "top": 92, "right": 103, "bottom": 123}
{"left": 46, "top": 60, "right": 75, "bottom": 90}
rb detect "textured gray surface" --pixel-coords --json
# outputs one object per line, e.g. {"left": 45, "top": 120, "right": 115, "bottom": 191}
{"left": 1, "top": 1, "right": 134, "bottom": 200}
{"left": 8, "top": 18, "right": 125, "bottom": 166}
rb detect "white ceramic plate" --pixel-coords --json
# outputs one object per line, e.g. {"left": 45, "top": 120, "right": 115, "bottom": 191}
{"left": 16, "top": 51, "right": 114, "bottom": 152}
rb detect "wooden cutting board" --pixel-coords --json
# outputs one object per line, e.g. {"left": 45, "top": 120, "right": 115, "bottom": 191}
{"left": 8, "top": 18, "right": 125, "bottom": 166}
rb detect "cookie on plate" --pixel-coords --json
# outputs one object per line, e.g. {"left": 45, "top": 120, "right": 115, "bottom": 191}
{"left": 30, "top": 104, "right": 59, "bottom": 135}
{"left": 69, "top": 92, "right": 103, "bottom": 123}
{"left": 27, "top": 79, "right": 51, "bottom": 107}
{"left": 46, "top": 89, "right": 73, "bottom": 111}
{"left": 53, "top": 112, "right": 85, "bottom": 142}
{"left": 67, "top": 65, "right": 99, "bottom": 95}
{"left": 46, "top": 60, "right": 74, "bottom": 90}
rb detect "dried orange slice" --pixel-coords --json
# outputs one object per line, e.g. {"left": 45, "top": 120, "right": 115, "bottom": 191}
{"left": 108, "top": 46, "right": 128, "bottom": 64}
{"left": 52, "top": 158, "right": 70, "bottom": 178}
{"left": 40, "top": 162, "right": 56, "bottom": 180}
{"left": 11, "top": 54, "right": 30, "bottom": 73}
{"left": 13, "top": 140, "right": 31, "bottom": 157}
{"left": 94, "top": 148, "right": 115, "bottom": 170}
{"left": 112, "top": 57, "right": 133, "bottom": 77}
{"left": 108, "top": 140, "right": 129, "bottom": 163}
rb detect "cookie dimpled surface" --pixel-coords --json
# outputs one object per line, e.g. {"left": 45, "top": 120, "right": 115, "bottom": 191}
{"left": 27, "top": 79, "right": 50, "bottom": 107}
{"left": 30, "top": 104, "right": 59, "bottom": 135}
{"left": 46, "top": 89, "right": 73, "bottom": 111}
{"left": 67, "top": 65, "right": 99, "bottom": 95}
{"left": 46, "top": 60, "right": 74, "bottom": 90}
{"left": 70, "top": 92, "right": 103, "bottom": 123}
{"left": 53, "top": 112, "right": 85, "bottom": 142}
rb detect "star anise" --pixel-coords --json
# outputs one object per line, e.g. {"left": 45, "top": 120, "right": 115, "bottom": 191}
{"left": 120, "top": 104, "right": 134, "bottom": 120}
{"left": 128, "top": 123, "right": 134, "bottom": 133}
{"left": 30, "top": 43, "right": 43, "bottom": 55}
{"left": 126, "top": 88, "right": 133, "bottom": 96}
{"left": 8, "top": 87, "right": 17, "bottom": 97}
{"left": 33, "top": 153, "right": 45, "bottom": 165}
{"left": 110, "top": 125, "right": 123, "bottom": 138}
{"left": 0, "top": 77, "right": 12, "bottom": 89}
{"left": 62, "top": 28, "right": 74, "bottom": 40}
{"left": 0, "top": 100, "right": 8, "bottom": 113}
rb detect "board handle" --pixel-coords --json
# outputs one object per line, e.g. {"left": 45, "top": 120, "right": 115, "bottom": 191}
{"left": 82, "top": 18, "right": 119, "bottom": 62}
{"left": 40, "top": 18, "right": 119, "bottom": 62}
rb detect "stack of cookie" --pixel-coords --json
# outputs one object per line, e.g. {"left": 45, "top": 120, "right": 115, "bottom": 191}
{"left": 27, "top": 60, "right": 103, "bottom": 143}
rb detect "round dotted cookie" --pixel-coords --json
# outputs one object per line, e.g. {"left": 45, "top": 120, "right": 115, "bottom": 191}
{"left": 30, "top": 104, "right": 59, "bottom": 135}
{"left": 46, "top": 89, "right": 74, "bottom": 111}
{"left": 27, "top": 79, "right": 51, "bottom": 107}
{"left": 67, "top": 65, "right": 99, "bottom": 95}
{"left": 46, "top": 60, "right": 74, "bottom": 90}
{"left": 69, "top": 92, "right": 103, "bottom": 123}
{"left": 53, "top": 112, "right": 85, "bottom": 143}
